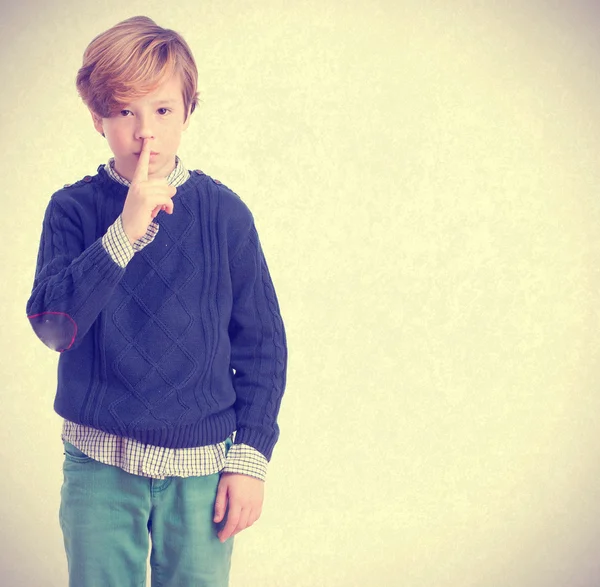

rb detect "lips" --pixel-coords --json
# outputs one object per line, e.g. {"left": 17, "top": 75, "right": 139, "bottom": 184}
{"left": 134, "top": 152, "right": 159, "bottom": 156}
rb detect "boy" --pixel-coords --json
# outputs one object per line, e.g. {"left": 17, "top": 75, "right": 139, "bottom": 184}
{"left": 26, "top": 15, "right": 287, "bottom": 587}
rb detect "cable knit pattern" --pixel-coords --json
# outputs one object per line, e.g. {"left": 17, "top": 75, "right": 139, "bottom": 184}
{"left": 229, "top": 225, "right": 287, "bottom": 456}
{"left": 26, "top": 166, "right": 287, "bottom": 460}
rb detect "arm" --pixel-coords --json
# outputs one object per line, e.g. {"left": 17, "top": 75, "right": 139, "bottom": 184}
{"left": 26, "top": 198, "right": 126, "bottom": 351}
{"left": 228, "top": 224, "right": 288, "bottom": 461}
{"left": 213, "top": 224, "right": 287, "bottom": 542}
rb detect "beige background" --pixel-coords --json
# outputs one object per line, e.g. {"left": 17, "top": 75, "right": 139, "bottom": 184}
{"left": 2, "top": 1, "right": 600, "bottom": 585}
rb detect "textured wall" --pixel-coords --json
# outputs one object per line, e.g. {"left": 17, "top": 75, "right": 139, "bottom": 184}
{"left": 3, "top": 1, "right": 600, "bottom": 585}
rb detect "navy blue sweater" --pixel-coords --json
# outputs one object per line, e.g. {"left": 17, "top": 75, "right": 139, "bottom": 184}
{"left": 26, "top": 166, "right": 287, "bottom": 461}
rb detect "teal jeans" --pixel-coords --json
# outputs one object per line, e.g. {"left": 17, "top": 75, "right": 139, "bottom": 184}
{"left": 59, "top": 440, "right": 234, "bottom": 587}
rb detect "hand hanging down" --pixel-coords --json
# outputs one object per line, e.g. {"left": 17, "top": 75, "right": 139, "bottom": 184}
{"left": 214, "top": 473, "right": 265, "bottom": 542}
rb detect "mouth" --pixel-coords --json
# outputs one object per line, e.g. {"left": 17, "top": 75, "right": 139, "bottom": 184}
{"left": 134, "top": 152, "right": 159, "bottom": 156}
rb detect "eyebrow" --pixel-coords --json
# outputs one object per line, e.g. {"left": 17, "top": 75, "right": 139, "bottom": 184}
{"left": 151, "top": 99, "right": 178, "bottom": 106}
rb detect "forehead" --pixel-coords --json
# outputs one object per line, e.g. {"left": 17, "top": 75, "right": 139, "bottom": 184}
{"left": 131, "top": 74, "right": 184, "bottom": 105}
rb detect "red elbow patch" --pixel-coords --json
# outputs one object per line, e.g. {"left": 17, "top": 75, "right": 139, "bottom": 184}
{"left": 27, "top": 311, "right": 78, "bottom": 352}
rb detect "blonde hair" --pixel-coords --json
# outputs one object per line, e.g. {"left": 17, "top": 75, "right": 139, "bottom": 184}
{"left": 76, "top": 16, "right": 199, "bottom": 120}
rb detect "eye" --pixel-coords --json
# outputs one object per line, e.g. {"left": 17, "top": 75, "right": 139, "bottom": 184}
{"left": 119, "top": 109, "right": 132, "bottom": 117}
{"left": 157, "top": 108, "right": 171, "bottom": 115}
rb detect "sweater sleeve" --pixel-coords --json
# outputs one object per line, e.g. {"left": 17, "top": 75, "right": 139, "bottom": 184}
{"left": 228, "top": 224, "right": 287, "bottom": 462}
{"left": 26, "top": 198, "right": 126, "bottom": 352}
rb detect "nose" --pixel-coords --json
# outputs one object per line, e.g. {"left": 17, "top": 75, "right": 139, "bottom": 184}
{"left": 134, "top": 113, "right": 154, "bottom": 141}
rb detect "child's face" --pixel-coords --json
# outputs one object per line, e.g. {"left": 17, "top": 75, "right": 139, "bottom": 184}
{"left": 91, "top": 74, "right": 191, "bottom": 182}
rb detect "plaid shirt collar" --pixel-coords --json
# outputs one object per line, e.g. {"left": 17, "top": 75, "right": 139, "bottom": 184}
{"left": 104, "top": 155, "right": 190, "bottom": 188}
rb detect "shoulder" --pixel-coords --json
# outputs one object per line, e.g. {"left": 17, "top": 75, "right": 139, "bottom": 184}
{"left": 190, "top": 169, "right": 257, "bottom": 255}
{"left": 191, "top": 169, "right": 254, "bottom": 224}
{"left": 60, "top": 172, "right": 96, "bottom": 191}
{"left": 50, "top": 168, "right": 104, "bottom": 209}
{"left": 48, "top": 166, "right": 122, "bottom": 222}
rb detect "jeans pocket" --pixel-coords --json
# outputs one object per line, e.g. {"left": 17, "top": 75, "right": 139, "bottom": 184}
{"left": 63, "top": 441, "right": 93, "bottom": 463}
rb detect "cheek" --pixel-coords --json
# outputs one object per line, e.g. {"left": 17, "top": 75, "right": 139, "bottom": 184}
{"left": 165, "top": 126, "right": 184, "bottom": 146}
{"left": 106, "top": 129, "right": 129, "bottom": 151}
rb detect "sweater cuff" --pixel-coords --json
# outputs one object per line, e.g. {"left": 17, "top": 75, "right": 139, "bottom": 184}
{"left": 222, "top": 443, "right": 268, "bottom": 481}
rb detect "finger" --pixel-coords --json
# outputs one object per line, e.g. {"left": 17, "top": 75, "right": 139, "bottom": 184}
{"left": 132, "top": 137, "right": 151, "bottom": 184}
{"left": 218, "top": 504, "right": 241, "bottom": 542}
{"left": 150, "top": 200, "right": 173, "bottom": 218}
{"left": 139, "top": 182, "right": 176, "bottom": 203}
{"left": 247, "top": 508, "right": 261, "bottom": 527}
{"left": 154, "top": 195, "right": 174, "bottom": 215}
{"left": 231, "top": 510, "right": 251, "bottom": 538}
{"left": 213, "top": 481, "right": 228, "bottom": 524}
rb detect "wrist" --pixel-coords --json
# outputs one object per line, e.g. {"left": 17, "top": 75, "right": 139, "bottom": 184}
{"left": 103, "top": 215, "right": 135, "bottom": 268}
{"left": 120, "top": 218, "right": 138, "bottom": 245}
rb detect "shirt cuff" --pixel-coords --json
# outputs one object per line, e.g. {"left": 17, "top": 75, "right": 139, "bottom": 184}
{"left": 133, "top": 221, "right": 160, "bottom": 252}
{"left": 102, "top": 216, "right": 134, "bottom": 268}
{"left": 222, "top": 443, "right": 268, "bottom": 481}
{"left": 102, "top": 216, "right": 160, "bottom": 268}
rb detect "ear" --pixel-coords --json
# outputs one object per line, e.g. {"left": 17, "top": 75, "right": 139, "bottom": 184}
{"left": 89, "top": 109, "right": 105, "bottom": 136}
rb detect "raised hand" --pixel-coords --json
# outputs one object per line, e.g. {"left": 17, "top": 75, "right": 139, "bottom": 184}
{"left": 121, "top": 138, "right": 177, "bottom": 244}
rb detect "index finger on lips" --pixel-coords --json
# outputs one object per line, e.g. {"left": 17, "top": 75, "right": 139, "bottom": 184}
{"left": 132, "top": 138, "right": 151, "bottom": 184}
